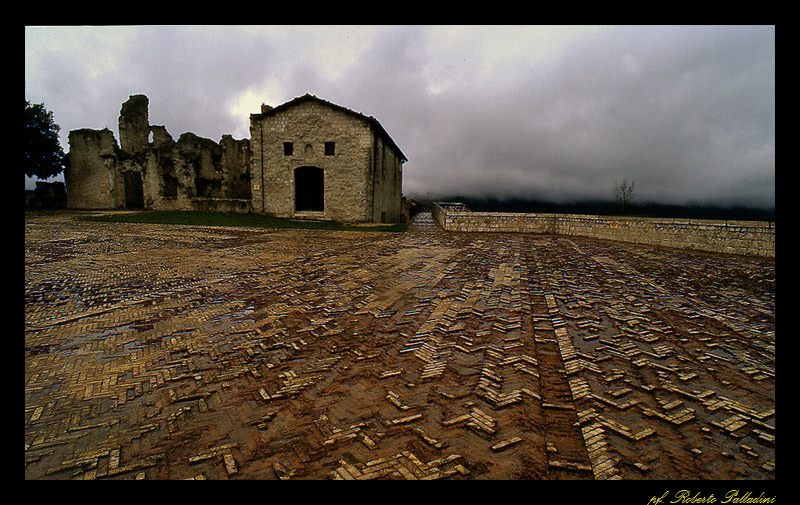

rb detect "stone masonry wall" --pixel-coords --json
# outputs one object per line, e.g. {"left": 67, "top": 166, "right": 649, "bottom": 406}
{"left": 65, "top": 128, "right": 119, "bottom": 209}
{"left": 432, "top": 203, "right": 775, "bottom": 258}
{"left": 67, "top": 95, "right": 251, "bottom": 213}
{"left": 119, "top": 94, "right": 150, "bottom": 153}
{"left": 370, "top": 135, "right": 404, "bottom": 223}
{"left": 250, "top": 100, "right": 375, "bottom": 222}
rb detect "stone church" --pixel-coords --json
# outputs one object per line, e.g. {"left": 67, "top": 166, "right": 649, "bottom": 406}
{"left": 65, "top": 93, "right": 408, "bottom": 223}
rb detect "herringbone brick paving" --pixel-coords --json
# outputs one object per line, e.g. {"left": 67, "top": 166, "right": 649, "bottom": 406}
{"left": 25, "top": 211, "right": 774, "bottom": 479}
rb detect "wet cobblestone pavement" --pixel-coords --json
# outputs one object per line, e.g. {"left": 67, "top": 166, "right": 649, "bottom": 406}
{"left": 25, "top": 211, "right": 775, "bottom": 479}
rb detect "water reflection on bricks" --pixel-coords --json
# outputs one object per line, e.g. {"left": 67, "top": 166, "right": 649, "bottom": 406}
{"left": 25, "top": 212, "right": 774, "bottom": 479}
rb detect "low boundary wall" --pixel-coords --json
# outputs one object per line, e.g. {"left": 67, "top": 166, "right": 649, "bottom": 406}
{"left": 432, "top": 202, "right": 775, "bottom": 258}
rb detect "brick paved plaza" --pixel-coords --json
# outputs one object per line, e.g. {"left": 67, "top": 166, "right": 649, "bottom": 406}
{"left": 25, "top": 211, "right": 775, "bottom": 480}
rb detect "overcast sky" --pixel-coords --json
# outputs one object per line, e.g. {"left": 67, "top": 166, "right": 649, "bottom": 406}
{"left": 25, "top": 25, "right": 775, "bottom": 207}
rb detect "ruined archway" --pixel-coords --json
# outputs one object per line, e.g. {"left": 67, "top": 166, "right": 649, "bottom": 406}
{"left": 295, "top": 166, "right": 324, "bottom": 212}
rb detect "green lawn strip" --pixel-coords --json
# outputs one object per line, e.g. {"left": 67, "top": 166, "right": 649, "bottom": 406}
{"left": 80, "top": 210, "right": 407, "bottom": 232}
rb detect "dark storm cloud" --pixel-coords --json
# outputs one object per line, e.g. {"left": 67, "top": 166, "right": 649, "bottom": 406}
{"left": 270, "top": 25, "right": 773, "bottom": 206}
{"left": 25, "top": 25, "right": 774, "bottom": 207}
{"left": 385, "top": 26, "right": 773, "bottom": 207}
{"left": 26, "top": 26, "right": 278, "bottom": 145}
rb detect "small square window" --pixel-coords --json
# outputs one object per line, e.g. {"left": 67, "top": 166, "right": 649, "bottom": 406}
{"left": 325, "top": 142, "right": 335, "bottom": 156}
{"left": 283, "top": 142, "right": 293, "bottom": 156}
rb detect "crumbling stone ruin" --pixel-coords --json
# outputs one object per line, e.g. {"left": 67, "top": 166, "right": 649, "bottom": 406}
{"left": 65, "top": 94, "right": 407, "bottom": 222}
{"left": 66, "top": 95, "right": 252, "bottom": 214}
{"left": 25, "top": 181, "right": 66, "bottom": 209}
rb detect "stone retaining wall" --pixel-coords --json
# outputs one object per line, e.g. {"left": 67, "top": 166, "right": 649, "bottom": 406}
{"left": 432, "top": 202, "right": 775, "bottom": 258}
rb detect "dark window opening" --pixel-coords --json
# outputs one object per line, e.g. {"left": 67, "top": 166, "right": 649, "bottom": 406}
{"left": 295, "top": 166, "right": 324, "bottom": 212}
{"left": 162, "top": 173, "right": 178, "bottom": 198}
{"left": 196, "top": 177, "right": 222, "bottom": 198}
{"left": 283, "top": 142, "right": 293, "bottom": 156}
{"left": 325, "top": 142, "right": 335, "bottom": 156}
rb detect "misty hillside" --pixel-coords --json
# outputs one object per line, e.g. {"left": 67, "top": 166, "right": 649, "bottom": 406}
{"left": 420, "top": 197, "right": 775, "bottom": 222}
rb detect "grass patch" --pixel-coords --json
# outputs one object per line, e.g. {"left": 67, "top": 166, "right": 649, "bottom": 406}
{"left": 81, "top": 210, "right": 408, "bottom": 232}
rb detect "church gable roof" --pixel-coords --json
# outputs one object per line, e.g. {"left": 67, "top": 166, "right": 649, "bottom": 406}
{"left": 251, "top": 93, "right": 407, "bottom": 163}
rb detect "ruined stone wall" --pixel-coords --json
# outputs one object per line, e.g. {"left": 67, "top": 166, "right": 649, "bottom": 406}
{"left": 250, "top": 100, "right": 375, "bottom": 222}
{"left": 145, "top": 132, "right": 181, "bottom": 211}
{"left": 219, "top": 134, "right": 251, "bottom": 200}
{"left": 25, "top": 181, "right": 66, "bottom": 209}
{"left": 142, "top": 132, "right": 251, "bottom": 212}
{"left": 65, "top": 128, "right": 119, "bottom": 209}
{"left": 119, "top": 94, "right": 150, "bottom": 153}
{"left": 66, "top": 95, "right": 251, "bottom": 213}
{"left": 432, "top": 203, "right": 775, "bottom": 257}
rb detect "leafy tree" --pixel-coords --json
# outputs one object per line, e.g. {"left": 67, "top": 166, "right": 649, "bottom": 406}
{"left": 24, "top": 100, "right": 65, "bottom": 179}
{"left": 613, "top": 178, "right": 636, "bottom": 215}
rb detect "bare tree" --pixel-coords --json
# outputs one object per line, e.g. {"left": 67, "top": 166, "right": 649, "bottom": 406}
{"left": 613, "top": 178, "right": 635, "bottom": 215}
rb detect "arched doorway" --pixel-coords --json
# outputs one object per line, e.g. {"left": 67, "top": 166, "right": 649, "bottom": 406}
{"left": 295, "top": 166, "right": 324, "bottom": 212}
